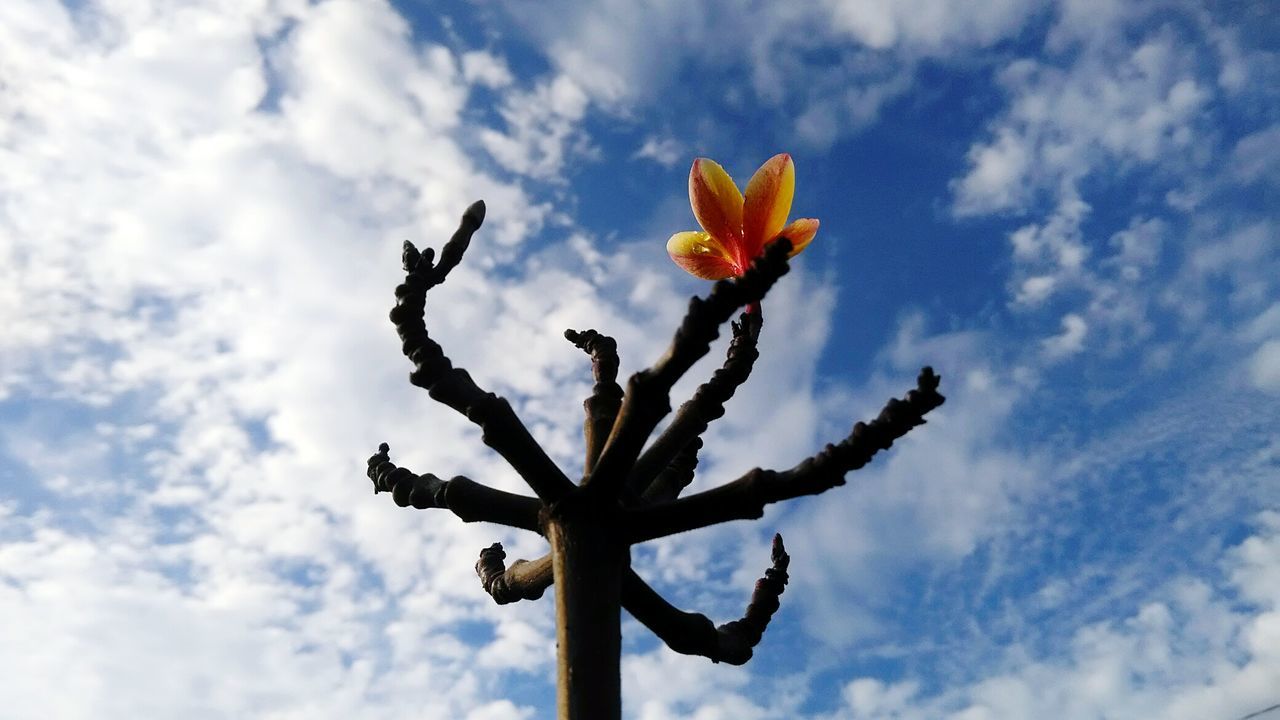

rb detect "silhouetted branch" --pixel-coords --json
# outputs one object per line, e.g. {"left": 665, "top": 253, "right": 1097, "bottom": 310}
{"left": 640, "top": 437, "right": 702, "bottom": 504}
{"left": 476, "top": 543, "right": 555, "bottom": 604}
{"left": 389, "top": 201, "right": 574, "bottom": 502}
{"left": 473, "top": 434, "right": 704, "bottom": 607}
{"left": 369, "top": 199, "right": 948, "bottom": 720}
{"left": 587, "top": 240, "right": 793, "bottom": 495}
{"left": 623, "top": 534, "right": 790, "bottom": 665}
{"left": 471, "top": 433, "right": 704, "bottom": 608}
{"left": 565, "top": 329, "right": 623, "bottom": 475}
{"left": 366, "top": 443, "right": 543, "bottom": 532}
{"left": 626, "top": 367, "right": 946, "bottom": 542}
{"left": 628, "top": 311, "right": 760, "bottom": 498}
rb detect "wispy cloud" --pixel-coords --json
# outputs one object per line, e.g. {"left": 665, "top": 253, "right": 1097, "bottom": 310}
{"left": 632, "top": 137, "right": 684, "bottom": 168}
{"left": 825, "top": 511, "right": 1280, "bottom": 720}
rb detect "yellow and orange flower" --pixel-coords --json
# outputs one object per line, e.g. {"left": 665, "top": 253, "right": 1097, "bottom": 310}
{"left": 666, "top": 153, "right": 819, "bottom": 280}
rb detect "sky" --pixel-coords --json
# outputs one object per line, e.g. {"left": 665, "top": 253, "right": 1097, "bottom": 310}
{"left": 1, "top": 0, "right": 1278, "bottom": 718}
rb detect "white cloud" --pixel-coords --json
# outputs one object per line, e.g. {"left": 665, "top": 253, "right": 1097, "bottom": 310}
{"left": 503, "top": 0, "right": 1043, "bottom": 111}
{"left": 479, "top": 74, "right": 592, "bottom": 180}
{"left": 622, "top": 646, "right": 807, "bottom": 720}
{"left": 1187, "top": 220, "right": 1275, "bottom": 278}
{"left": 823, "top": 0, "right": 1039, "bottom": 53}
{"left": 951, "top": 3, "right": 1278, "bottom": 375}
{"left": 1015, "top": 275, "right": 1057, "bottom": 305}
{"left": 501, "top": 0, "right": 714, "bottom": 110}
{"left": 1041, "top": 313, "right": 1088, "bottom": 360}
{"left": 462, "top": 50, "right": 515, "bottom": 89}
{"left": 952, "top": 128, "right": 1033, "bottom": 216}
{"left": 0, "top": 2, "right": 862, "bottom": 716}
{"left": 1045, "top": 0, "right": 1139, "bottom": 50}
{"left": 1005, "top": 193, "right": 1090, "bottom": 307}
{"left": 1230, "top": 124, "right": 1280, "bottom": 186}
{"left": 276, "top": 0, "right": 469, "bottom": 176}
{"left": 496, "top": 0, "right": 1045, "bottom": 152}
{"left": 465, "top": 701, "right": 536, "bottom": 720}
{"left": 825, "top": 512, "right": 1280, "bottom": 720}
{"left": 952, "top": 31, "right": 1213, "bottom": 216}
{"left": 633, "top": 136, "right": 684, "bottom": 168}
{"left": 1240, "top": 301, "right": 1280, "bottom": 395}
{"left": 1241, "top": 303, "right": 1280, "bottom": 344}
{"left": 793, "top": 68, "right": 915, "bottom": 150}
{"left": 843, "top": 677, "right": 922, "bottom": 716}
{"left": 780, "top": 316, "right": 1048, "bottom": 648}
{"left": 1169, "top": 218, "right": 1279, "bottom": 338}
{"left": 1105, "top": 216, "right": 1165, "bottom": 280}
{"left": 0, "top": 0, "right": 591, "bottom": 715}
{"left": 1248, "top": 340, "right": 1280, "bottom": 393}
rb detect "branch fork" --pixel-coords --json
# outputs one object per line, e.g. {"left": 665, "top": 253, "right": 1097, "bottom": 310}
{"left": 365, "top": 203, "right": 945, "bottom": 718}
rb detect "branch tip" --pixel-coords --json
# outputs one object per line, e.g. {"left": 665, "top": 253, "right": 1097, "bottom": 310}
{"left": 476, "top": 543, "right": 553, "bottom": 605}
{"left": 623, "top": 533, "right": 791, "bottom": 666}
{"left": 387, "top": 203, "right": 574, "bottom": 502}
{"left": 464, "top": 199, "right": 486, "bottom": 227}
{"left": 566, "top": 328, "right": 624, "bottom": 474}
{"left": 364, "top": 445, "right": 542, "bottom": 531}
{"left": 771, "top": 533, "right": 788, "bottom": 567}
{"left": 625, "top": 369, "right": 945, "bottom": 542}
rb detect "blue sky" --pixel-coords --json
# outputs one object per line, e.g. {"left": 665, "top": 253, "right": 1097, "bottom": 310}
{"left": 1, "top": 0, "right": 1278, "bottom": 718}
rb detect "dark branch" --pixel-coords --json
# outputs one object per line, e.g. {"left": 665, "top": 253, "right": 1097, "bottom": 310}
{"left": 366, "top": 443, "right": 543, "bottom": 533}
{"left": 640, "top": 437, "right": 702, "bottom": 504}
{"left": 565, "top": 329, "right": 623, "bottom": 475}
{"left": 389, "top": 201, "right": 574, "bottom": 502}
{"left": 471, "top": 433, "right": 703, "bottom": 605}
{"left": 628, "top": 311, "right": 760, "bottom": 498}
{"left": 626, "top": 367, "right": 946, "bottom": 543}
{"left": 476, "top": 543, "right": 555, "bottom": 604}
{"left": 623, "top": 534, "right": 790, "bottom": 665}
{"left": 463, "top": 261, "right": 781, "bottom": 597}
{"left": 586, "top": 240, "right": 793, "bottom": 495}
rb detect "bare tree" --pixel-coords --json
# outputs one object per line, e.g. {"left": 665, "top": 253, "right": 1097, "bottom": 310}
{"left": 365, "top": 201, "right": 945, "bottom": 719}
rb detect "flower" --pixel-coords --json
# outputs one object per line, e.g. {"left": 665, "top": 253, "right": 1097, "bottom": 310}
{"left": 666, "top": 153, "right": 819, "bottom": 280}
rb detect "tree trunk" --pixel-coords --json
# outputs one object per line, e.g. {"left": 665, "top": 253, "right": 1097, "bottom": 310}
{"left": 548, "top": 511, "right": 625, "bottom": 720}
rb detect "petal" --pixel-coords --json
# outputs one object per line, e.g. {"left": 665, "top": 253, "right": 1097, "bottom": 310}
{"left": 688, "top": 158, "right": 744, "bottom": 251}
{"left": 742, "top": 153, "right": 795, "bottom": 258}
{"left": 775, "top": 218, "right": 819, "bottom": 257}
{"left": 667, "top": 230, "right": 741, "bottom": 280}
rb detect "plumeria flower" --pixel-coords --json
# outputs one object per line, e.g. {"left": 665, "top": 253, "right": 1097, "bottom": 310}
{"left": 666, "top": 153, "right": 819, "bottom": 281}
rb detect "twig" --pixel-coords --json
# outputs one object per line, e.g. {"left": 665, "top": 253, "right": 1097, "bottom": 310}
{"left": 476, "top": 543, "right": 556, "bottom": 604}
{"left": 627, "top": 311, "right": 760, "bottom": 498}
{"left": 640, "top": 437, "right": 702, "bottom": 504}
{"left": 366, "top": 443, "right": 543, "bottom": 532}
{"left": 587, "top": 240, "right": 793, "bottom": 495}
{"left": 623, "top": 534, "right": 790, "bottom": 665}
{"left": 389, "top": 202, "right": 575, "bottom": 502}
{"left": 626, "top": 367, "right": 946, "bottom": 542}
{"left": 565, "top": 329, "right": 623, "bottom": 475}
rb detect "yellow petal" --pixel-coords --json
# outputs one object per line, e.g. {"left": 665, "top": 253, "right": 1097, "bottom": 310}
{"left": 688, "top": 158, "right": 744, "bottom": 252}
{"left": 775, "top": 218, "right": 819, "bottom": 257}
{"left": 667, "top": 230, "right": 741, "bottom": 280}
{"left": 742, "top": 153, "right": 795, "bottom": 259}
